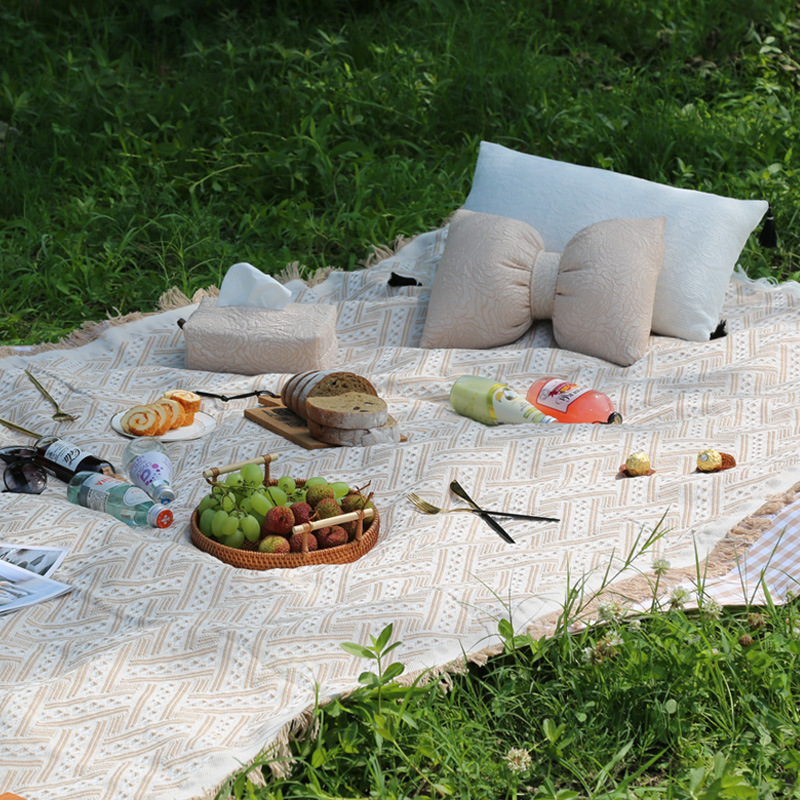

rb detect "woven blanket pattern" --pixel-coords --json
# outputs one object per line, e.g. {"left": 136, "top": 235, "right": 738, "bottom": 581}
{"left": 1, "top": 227, "right": 800, "bottom": 799}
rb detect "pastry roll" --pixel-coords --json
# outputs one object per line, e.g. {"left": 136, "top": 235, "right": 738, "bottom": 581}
{"left": 163, "top": 389, "right": 201, "bottom": 426}
{"left": 121, "top": 405, "right": 161, "bottom": 437}
{"left": 158, "top": 398, "right": 186, "bottom": 430}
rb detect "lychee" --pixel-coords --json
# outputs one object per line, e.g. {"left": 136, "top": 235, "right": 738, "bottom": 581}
{"left": 261, "top": 505, "right": 295, "bottom": 537}
{"left": 340, "top": 493, "right": 374, "bottom": 513}
{"left": 314, "top": 498, "right": 343, "bottom": 521}
{"left": 289, "top": 530, "right": 318, "bottom": 553}
{"left": 258, "top": 535, "right": 290, "bottom": 554}
{"left": 319, "top": 525, "right": 347, "bottom": 549}
{"left": 340, "top": 520, "right": 357, "bottom": 541}
{"left": 315, "top": 526, "right": 332, "bottom": 548}
{"left": 305, "top": 483, "right": 335, "bottom": 508}
{"left": 290, "top": 501, "right": 313, "bottom": 526}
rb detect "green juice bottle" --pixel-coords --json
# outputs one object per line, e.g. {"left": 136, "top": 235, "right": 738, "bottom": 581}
{"left": 449, "top": 375, "right": 558, "bottom": 426}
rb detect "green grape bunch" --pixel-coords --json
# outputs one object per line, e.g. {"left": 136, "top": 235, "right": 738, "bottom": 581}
{"left": 196, "top": 466, "right": 356, "bottom": 551}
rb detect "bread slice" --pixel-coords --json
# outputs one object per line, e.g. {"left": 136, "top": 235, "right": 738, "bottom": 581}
{"left": 149, "top": 402, "right": 172, "bottom": 436}
{"left": 289, "top": 370, "right": 338, "bottom": 417}
{"left": 163, "top": 389, "right": 201, "bottom": 426}
{"left": 280, "top": 370, "right": 314, "bottom": 408}
{"left": 305, "top": 392, "right": 388, "bottom": 429}
{"left": 296, "top": 371, "right": 378, "bottom": 419}
{"left": 307, "top": 415, "right": 401, "bottom": 446}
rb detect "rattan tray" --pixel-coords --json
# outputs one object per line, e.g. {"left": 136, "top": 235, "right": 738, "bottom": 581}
{"left": 189, "top": 470, "right": 380, "bottom": 570}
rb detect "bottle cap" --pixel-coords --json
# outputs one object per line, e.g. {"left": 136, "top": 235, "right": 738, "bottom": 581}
{"left": 152, "top": 482, "right": 177, "bottom": 505}
{"left": 147, "top": 505, "right": 174, "bottom": 528}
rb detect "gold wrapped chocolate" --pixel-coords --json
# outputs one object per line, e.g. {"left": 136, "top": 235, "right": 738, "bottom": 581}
{"left": 697, "top": 448, "right": 722, "bottom": 472}
{"left": 625, "top": 451, "right": 651, "bottom": 477}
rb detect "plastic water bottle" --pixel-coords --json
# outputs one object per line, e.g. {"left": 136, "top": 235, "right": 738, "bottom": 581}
{"left": 526, "top": 378, "right": 622, "bottom": 424}
{"left": 121, "top": 438, "right": 176, "bottom": 504}
{"left": 67, "top": 471, "right": 173, "bottom": 528}
{"left": 449, "top": 375, "right": 558, "bottom": 425}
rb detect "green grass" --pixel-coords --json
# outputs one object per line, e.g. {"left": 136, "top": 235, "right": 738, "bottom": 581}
{"left": 2, "top": 0, "right": 800, "bottom": 345}
{"left": 216, "top": 578, "right": 800, "bottom": 800}
{"left": 211, "top": 521, "right": 800, "bottom": 798}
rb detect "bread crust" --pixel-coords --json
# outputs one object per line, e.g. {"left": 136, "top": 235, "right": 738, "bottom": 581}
{"left": 281, "top": 370, "right": 313, "bottom": 409}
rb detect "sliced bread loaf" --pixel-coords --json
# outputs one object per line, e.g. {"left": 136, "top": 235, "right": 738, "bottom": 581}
{"left": 307, "top": 415, "right": 400, "bottom": 446}
{"left": 305, "top": 392, "right": 388, "bottom": 429}
{"left": 291, "top": 371, "right": 378, "bottom": 419}
{"left": 284, "top": 370, "right": 325, "bottom": 412}
{"left": 280, "top": 371, "right": 306, "bottom": 407}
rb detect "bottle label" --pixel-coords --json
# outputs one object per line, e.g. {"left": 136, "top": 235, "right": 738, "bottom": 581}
{"left": 491, "top": 385, "right": 552, "bottom": 424}
{"left": 43, "top": 440, "right": 91, "bottom": 471}
{"left": 81, "top": 473, "right": 119, "bottom": 512}
{"left": 450, "top": 376, "right": 554, "bottom": 425}
{"left": 129, "top": 451, "right": 172, "bottom": 490}
{"left": 121, "top": 485, "right": 150, "bottom": 506}
{"left": 81, "top": 473, "right": 148, "bottom": 511}
{"left": 535, "top": 380, "right": 591, "bottom": 413}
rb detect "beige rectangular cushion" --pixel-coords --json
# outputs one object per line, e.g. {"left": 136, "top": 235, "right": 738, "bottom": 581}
{"left": 182, "top": 297, "right": 338, "bottom": 375}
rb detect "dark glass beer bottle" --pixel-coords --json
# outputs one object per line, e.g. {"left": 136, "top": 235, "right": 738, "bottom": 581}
{"left": 33, "top": 435, "right": 116, "bottom": 482}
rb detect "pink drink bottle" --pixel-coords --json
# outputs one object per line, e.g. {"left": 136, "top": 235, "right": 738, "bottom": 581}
{"left": 526, "top": 378, "right": 622, "bottom": 424}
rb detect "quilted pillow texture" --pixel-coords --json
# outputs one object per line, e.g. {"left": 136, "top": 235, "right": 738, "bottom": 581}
{"left": 420, "top": 209, "right": 665, "bottom": 367}
{"left": 182, "top": 297, "right": 338, "bottom": 374}
{"left": 463, "top": 141, "right": 768, "bottom": 341}
{"left": 555, "top": 215, "right": 665, "bottom": 365}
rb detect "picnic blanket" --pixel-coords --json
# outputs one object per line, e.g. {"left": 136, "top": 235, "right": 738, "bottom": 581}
{"left": 2, "top": 226, "right": 800, "bottom": 800}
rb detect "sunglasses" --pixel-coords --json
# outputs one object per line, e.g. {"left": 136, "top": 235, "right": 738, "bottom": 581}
{"left": 0, "top": 447, "right": 47, "bottom": 495}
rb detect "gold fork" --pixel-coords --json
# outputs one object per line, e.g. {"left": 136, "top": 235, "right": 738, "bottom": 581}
{"left": 407, "top": 493, "right": 559, "bottom": 522}
{"left": 24, "top": 370, "right": 79, "bottom": 422}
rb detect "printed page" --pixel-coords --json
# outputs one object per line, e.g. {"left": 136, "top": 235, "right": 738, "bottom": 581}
{"left": 0, "top": 541, "right": 69, "bottom": 578}
{"left": 0, "top": 560, "right": 72, "bottom": 614}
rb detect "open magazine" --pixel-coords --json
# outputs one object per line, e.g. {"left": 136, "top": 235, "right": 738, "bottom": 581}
{"left": 0, "top": 542, "right": 71, "bottom": 614}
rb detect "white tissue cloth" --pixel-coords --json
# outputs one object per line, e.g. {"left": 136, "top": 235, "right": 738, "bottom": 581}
{"left": 217, "top": 262, "right": 292, "bottom": 309}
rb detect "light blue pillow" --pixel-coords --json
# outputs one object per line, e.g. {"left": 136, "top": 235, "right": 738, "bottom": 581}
{"left": 464, "top": 141, "right": 768, "bottom": 342}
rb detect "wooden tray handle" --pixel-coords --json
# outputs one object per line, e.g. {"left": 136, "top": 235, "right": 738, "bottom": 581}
{"left": 291, "top": 507, "right": 374, "bottom": 536}
{"left": 203, "top": 453, "right": 279, "bottom": 485}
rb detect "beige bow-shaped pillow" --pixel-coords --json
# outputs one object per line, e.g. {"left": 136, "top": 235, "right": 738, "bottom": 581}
{"left": 419, "top": 209, "right": 666, "bottom": 366}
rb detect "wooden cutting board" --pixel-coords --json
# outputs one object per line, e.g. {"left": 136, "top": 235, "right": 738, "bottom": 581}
{"left": 244, "top": 396, "right": 333, "bottom": 449}
{"left": 245, "top": 394, "right": 406, "bottom": 449}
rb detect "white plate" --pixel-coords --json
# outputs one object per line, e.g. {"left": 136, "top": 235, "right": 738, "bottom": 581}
{"left": 110, "top": 411, "right": 217, "bottom": 442}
